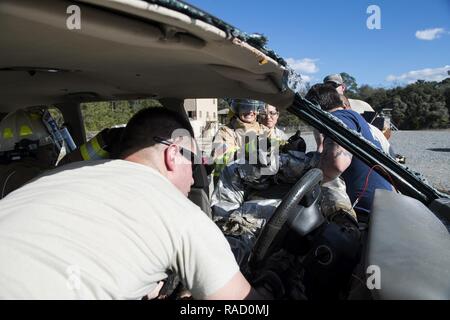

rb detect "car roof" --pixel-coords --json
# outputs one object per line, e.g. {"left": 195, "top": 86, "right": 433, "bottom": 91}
{"left": 1, "top": 0, "right": 445, "bottom": 204}
{"left": 0, "top": 0, "right": 301, "bottom": 113}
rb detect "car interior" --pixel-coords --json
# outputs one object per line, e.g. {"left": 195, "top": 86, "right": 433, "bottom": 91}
{"left": 1, "top": 0, "right": 449, "bottom": 299}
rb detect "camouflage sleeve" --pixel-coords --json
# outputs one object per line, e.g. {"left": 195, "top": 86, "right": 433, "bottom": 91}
{"left": 211, "top": 127, "right": 237, "bottom": 161}
{"left": 321, "top": 177, "right": 357, "bottom": 221}
{"left": 211, "top": 127, "right": 240, "bottom": 178}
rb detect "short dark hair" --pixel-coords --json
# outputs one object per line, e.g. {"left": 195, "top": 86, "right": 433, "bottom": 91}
{"left": 118, "top": 107, "right": 194, "bottom": 158}
{"left": 267, "top": 104, "right": 279, "bottom": 111}
{"left": 305, "top": 83, "right": 343, "bottom": 111}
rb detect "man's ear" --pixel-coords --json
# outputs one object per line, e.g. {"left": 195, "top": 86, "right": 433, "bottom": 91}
{"left": 164, "top": 145, "right": 178, "bottom": 172}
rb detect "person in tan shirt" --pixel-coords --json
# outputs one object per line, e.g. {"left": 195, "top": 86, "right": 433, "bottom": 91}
{"left": 0, "top": 107, "right": 280, "bottom": 300}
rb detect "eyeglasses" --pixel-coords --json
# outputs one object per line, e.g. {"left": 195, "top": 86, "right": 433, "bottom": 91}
{"left": 260, "top": 111, "right": 279, "bottom": 118}
{"left": 153, "top": 136, "right": 201, "bottom": 171}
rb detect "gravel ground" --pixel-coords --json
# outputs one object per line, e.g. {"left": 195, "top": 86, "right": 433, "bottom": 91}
{"left": 390, "top": 130, "right": 450, "bottom": 193}
{"left": 297, "top": 130, "right": 450, "bottom": 194}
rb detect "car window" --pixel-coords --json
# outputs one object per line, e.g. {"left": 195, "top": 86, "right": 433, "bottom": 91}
{"left": 81, "top": 99, "right": 162, "bottom": 140}
{"left": 48, "top": 106, "right": 64, "bottom": 125}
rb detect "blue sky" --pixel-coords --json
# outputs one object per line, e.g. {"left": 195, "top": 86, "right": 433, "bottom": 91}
{"left": 187, "top": 0, "right": 450, "bottom": 88}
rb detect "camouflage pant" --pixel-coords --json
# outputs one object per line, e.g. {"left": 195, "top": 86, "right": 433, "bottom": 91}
{"left": 320, "top": 177, "right": 357, "bottom": 221}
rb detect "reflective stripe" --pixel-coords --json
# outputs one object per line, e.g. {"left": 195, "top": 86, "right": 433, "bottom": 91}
{"left": 80, "top": 144, "right": 90, "bottom": 160}
{"left": 79, "top": 136, "right": 110, "bottom": 161}
{"left": 213, "top": 146, "right": 239, "bottom": 177}
{"left": 215, "top": 146, "right": 239, "bottom": 165}
{"left": 91, "top": 136, "right": 109, "bottom": 159}
{"left": 213, "top": 138, "right": 278, "bottom": 177}
{"left": 29, "top": 112, "right": 41, "bottom": 120}
{"left": 271, "top": 135, "right": 284, "bottom": 143}
{"left": 244, "top": 139, "right": 258, "bottom": 154}
{"left": 2, "top": 128, "right": 13, "bottom": 139}
{"left": 19, "top": 125, "right": 33, "bottom": 137}
{"left": 213, "top": 164, "right": 226, "bottom": 177}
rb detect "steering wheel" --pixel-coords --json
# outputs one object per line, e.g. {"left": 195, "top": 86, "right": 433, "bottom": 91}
{"left": 248, "top": 168, "right": 324, "bottom": 271}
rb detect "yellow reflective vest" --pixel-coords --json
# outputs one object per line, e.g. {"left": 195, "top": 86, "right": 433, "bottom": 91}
{"left": 210, "top": 117, "right": 271, "bottom": 178}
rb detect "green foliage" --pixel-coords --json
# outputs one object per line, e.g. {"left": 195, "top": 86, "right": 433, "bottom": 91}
{"left": 81, "top": 99, "right": 161, "bottom": 132}
{"left": 347, "top": 76, "right": 449, "bottom": 130}
{"left": 356, "top": 85, "right": 389, "bottom": 111}
{"left": 218, "top": 98, "right": 230, "bottom": 111}
{"left": 48, "top": 107, "right": 65, "bottom": 127}
{"left": 387, "top": 81, "right": 448, "bottom": 129}
{"left": 438, "top": 78, "right": 450, "bottom": 115}
{"left": 340, "top": 72, "right": 358, "bottom": 94}
{"left": 277, "top": 112, "right": 308, "bottom": 131}
{"left": 77, "top": 75, "right": 450, "bottom": 133}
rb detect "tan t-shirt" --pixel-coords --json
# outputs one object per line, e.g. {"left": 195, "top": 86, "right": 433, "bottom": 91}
{"left": 0, "top": 160, "right": 238, "bottom": 299}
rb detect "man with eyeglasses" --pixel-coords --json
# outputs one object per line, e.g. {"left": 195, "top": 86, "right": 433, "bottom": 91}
{"left": 0, "top": 107, "right": 275, "bottom": 300}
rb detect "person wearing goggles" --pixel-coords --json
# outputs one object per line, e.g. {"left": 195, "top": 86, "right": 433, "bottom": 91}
{"left": 210, "top": 99, "right": 271, "bottom": 180}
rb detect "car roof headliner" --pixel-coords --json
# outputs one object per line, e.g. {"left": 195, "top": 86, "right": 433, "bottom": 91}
{"left": 0, "top": 0, "right": 296, "bottom": 112}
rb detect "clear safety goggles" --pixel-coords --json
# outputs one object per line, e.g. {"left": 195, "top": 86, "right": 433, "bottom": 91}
{"left": 232, "top": 100, "right": 264, "bottom": 115}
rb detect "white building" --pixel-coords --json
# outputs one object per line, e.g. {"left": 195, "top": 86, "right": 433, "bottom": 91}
{"left": 184, "top": 98, "right": 218, "bottom": 138}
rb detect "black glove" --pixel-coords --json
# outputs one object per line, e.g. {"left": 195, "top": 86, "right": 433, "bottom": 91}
{"left": 252, "top": 269, "right": 285, "bottom": 299}
{"left": 251, "top": 249, "right": 307, "bottom": 300}
{"left": 282, "top": 130, "right": 306, "bottom": 153}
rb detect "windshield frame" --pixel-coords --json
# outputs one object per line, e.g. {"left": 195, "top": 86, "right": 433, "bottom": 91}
{"left": 288, "top": 93, "right": 448, "bottom": 206}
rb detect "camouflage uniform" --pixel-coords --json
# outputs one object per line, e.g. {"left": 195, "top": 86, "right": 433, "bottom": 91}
{"left": 270, "top": 127, "right": 288, "bottom": 145}
{"left": 320, "top": 177, "right": 357, "bottom": 221}
{"left": 211, "top": 117, "right": 271, "bottom": 179}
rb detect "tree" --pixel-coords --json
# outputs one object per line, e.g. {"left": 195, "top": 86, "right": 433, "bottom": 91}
{"left": 444, "top": 88, "right": 450, "bottom": 114}
{"left": 81, "top": 98, "right": 161, "bottom": 132}
{"left": 437, "top": 77, "right": 450, "bottom": 115}
{"left": 366, "top": 89, "right": 389, "bottom": 112}
{"left": 340, "top": 72, "right": 358, "bottom": 95}
{"left": 351, "top": 78, "right": 449, "bottom": 130}
{"left": 356, "top": 84, "right": 375, "bottom": 101}
{"left": 218, "top": 98, "right": 230, "bottom": 111}
{"left": 389, "top": 81, "right": 448, "bottom": 130}
{"left": 277, "top": 112, "right": 309, "bottom": 132}
{"left": 389, "top": 95, "right": 408, "bottom": 129}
